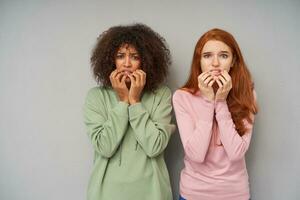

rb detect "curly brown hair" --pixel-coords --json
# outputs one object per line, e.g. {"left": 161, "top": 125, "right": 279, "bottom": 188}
{"left": 90, "top": 23, "right": 171, "bottom": 92}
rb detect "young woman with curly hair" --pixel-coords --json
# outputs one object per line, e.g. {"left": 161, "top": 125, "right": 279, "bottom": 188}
{"left": 173, "top": 28, "right": 258, "bottom": 200}
{"left": 83, "top": 23, "right": 175, "bottom": 200}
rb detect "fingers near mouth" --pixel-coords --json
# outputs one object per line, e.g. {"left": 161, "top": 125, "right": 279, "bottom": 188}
{"left": 121, "top": 70, "right": 133, "bottom": 76}
{"left": 210, "top": 69, "right": 221, "bottom": 76}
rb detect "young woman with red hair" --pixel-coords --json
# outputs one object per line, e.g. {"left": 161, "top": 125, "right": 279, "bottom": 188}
{"left": 173, "top": 28, "right": 258, "bottom": 200}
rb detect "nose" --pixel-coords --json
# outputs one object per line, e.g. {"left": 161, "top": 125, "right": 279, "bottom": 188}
{"left": 212, "top": 55, "right": 219, "bottom": 67}
{"left": 124, "top": 56, "right": 131, "bottom": 68}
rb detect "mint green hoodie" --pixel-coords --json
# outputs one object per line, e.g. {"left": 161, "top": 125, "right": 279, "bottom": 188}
{"left": 83, "top": 85, "right": 175, "bottom": 200}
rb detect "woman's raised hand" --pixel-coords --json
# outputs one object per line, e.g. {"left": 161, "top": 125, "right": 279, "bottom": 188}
{"left": 128, "top": 69, "right": 146, "bottom": 104}
{"left": 215, "top": 70, "right": 232, "bottom": 101}
{"left": 198, "top": 71, "right": 215, "bottom": 102}
{"left": 110, "top": 69, "right": 129, "bottom": 103}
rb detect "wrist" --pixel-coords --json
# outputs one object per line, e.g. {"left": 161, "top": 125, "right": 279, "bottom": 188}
{"left": 203, "top": 93, "right": 215, "bottom": 102}
{"left": 215, "top": 95, "right": 227, "bottom": 101}
{"left": 129, "top": 98, "right": 140, "bottom": 105}
{"left": 119, "top": 97, "right": 129, "bottom": 104}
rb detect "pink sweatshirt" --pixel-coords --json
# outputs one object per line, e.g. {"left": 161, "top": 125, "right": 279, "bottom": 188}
{"left": 173, "top": 89, "right": 254, "bottom": 200}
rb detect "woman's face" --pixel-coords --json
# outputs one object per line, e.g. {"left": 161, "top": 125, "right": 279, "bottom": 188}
{"left": 115, "top": 44, "right": 141, "bottom": 83}
{"left": 200, "top": 40, "right": 233, "bottom": 76}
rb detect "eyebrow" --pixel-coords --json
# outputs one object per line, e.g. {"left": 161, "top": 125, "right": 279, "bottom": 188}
{"left": 219, "top": 51, "right": 230, "bottom": 54}
{"left": 116, "top": 52, "right": 140, "bottom": 56}
{"left": 202, "top": 51, "right": 230, "bottom": 54}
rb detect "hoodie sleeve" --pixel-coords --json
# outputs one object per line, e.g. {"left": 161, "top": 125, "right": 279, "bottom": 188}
{"left": 215, "top": 100, "right": 255, "bottom": 162}
{"left": 83, "top": 88, "right": 129, "bottom": 158}
{"left": 128, "top": 86, "right": 175, "bottom": 158}
{"left": 173, "top": 90, "right": 215, "bottom": 163}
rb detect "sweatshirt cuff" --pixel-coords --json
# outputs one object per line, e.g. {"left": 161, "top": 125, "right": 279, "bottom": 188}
{"left": 199, "top": 99, "right": 215, "bottom": 122}
{"left": 215, "top": 100, "right": 232, "bottom": 121}
{"left": 113, "top": 101, "right": 129, "bottom": 117}
{"left": 128, "top": 102, "right": 146, "bottom": 119}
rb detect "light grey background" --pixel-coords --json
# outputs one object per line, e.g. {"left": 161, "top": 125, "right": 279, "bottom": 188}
{"left": 1, "top": 0, "right": 299, "bottom": 199}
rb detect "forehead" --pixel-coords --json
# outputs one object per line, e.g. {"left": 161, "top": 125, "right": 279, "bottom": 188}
{"left": 117, "top": 44, "right": 139, "bottom": 53}
{"left": 202, "top": 40, "right": 231, "bottom": 53}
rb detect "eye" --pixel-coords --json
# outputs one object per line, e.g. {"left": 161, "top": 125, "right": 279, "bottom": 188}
{"left": 220, "top": 54, "right": 229, "bottom": 59}
{"left": 116, "top": 54, "right": 125, "bottom": 59}
{"left": 131, "top": 55, "right": 140, "bottom": 60}
{"left": 203, "top": 54, "right": 211, "bottom": 58}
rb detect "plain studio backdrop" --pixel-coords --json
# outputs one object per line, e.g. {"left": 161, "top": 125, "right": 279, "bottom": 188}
{"left": 1, "top": 0, "right": 299, "bottom": 199}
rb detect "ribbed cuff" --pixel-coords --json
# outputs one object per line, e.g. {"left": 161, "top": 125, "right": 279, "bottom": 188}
{"left": 128, "top": 102, "right": 146, "bottom": 120}
{"left": 215, "top": 100, "right": 232, "bottom": 121}
{"left": 113, "top": 101, "right": 129, "bottom": 117}
{"left": 199, "top": 98, "right": 215, "bottom": 122}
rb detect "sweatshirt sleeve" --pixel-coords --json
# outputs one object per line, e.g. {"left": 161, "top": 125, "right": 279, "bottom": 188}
{"left": 83, "top": 88, "right": 129, "bottom": 158}
{"left": 215, "top": 100, "right": 254, "bottom": 162}
{"left": 173, "top": 90, "right": 215, "bottom": 163}
{"left": 128, "top": 87, "right": 175, "bottom": 158}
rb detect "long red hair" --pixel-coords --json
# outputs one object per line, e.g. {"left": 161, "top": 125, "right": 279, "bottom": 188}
{"left": 182, "top": 28, "right": 258, "bottom": 136}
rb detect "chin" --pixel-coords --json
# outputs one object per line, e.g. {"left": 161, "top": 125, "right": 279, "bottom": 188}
{"left": 125, "top": 78, "right": 131, "bottom": 83}
{"left": 212, "top": 82, "right": 219, "bottom": 93}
